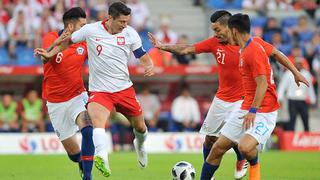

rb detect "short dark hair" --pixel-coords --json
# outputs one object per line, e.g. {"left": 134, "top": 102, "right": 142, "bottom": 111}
{"left": 228, "top": 13, "right": 251, "bottom": 33}
{"left": 108, "top": 2, "right": 131, "bottom": 19}
{"left": 62, "top": 7, "right": 86, "bottom": 25}
{"left": 210, "top": 10, "right": 232, "bottom": 25}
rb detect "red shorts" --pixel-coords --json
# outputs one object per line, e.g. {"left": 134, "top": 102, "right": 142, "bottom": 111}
{"left": 88, "top": 86, "right": 142, "bottom": 117}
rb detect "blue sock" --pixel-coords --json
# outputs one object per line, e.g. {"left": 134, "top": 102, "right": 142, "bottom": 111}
{"left": 200, "top": 161, "right": 219, "bottom": 180}
{"left": 68, "top": 152, "right": 80, "bottom": 162}
{"left": 81, "top": 126, "right": 94, "bottom": 180}
{"left": 202, "top": 144, "right": 212, "bottom": 161}
{"left": 233, "top": 145, "right": 245, "bottom": 161}
{"left": 248, "top": 154, "right": 259, "bottom": 166}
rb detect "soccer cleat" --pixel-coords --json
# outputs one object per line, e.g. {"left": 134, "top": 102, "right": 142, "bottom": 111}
{"left": 78, "top": 161, "right": 84, "bottom": 179}
{"left": 249, "top": 163, "right": 261, "bottom": 180}
{"left": 234, "top": 160, "right": 249, "bottom": 179}
{"left": 94, "top": 156, "right": 111, "bottom": 177}
{"left": 133, "top": 139, "right": 148, "bottom": 168}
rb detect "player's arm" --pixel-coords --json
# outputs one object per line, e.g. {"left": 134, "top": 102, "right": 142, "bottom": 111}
{"left": 242, "top": 75, "right": 268, "bottom": 130}
{"left": 271, "top": 48, "right": 309, "bottom": 87}
{"left": 251, "top": 75, "right": 268, "bottom": 109}
{"left": 148, "top": 32, "right": 195, "bottom": 55}
{"left": 35, "top": 30, "right": 73, "bottom": 62}
{"left": 139, "top": 53, "right": 155, "bottom": 76}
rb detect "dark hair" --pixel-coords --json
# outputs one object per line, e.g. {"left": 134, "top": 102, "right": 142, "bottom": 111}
{"left": 62, "top": 7, "right": 86, "bottom": 25}
{"left": 108, "top": 2, "right": 131, "bottom": 19}
{"left": 228, "top": 13, "right": 251, "bottom": 34}
{"left": 210, "top": 10, "right": 232, "bottom": 25}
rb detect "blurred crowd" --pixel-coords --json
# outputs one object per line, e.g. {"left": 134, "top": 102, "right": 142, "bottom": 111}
{"left": 0, "top": 0, "right": 197, "bottom": 66}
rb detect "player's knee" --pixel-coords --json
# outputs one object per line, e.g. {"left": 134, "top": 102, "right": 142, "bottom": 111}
{"left": 132, "top": 119, "right": 147, "bottom": 133}
{"left": 79, "top": 111, "right": 93, "bottom": 129}
{"left": 204, "top": 136, "right": 218, "bottom": 148}
{"left": 68, "top": 152, "right": 81, "bottom": 163}
{"left": 238, "top": 143, "right": 252, "bottom": 156}
{"left": 134, "top": 125, "right": 147, "bottom": 133}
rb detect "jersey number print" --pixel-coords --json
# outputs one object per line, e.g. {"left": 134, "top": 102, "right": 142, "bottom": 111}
{"left": 216, "top": 49, "right": 225, "bottom": 64}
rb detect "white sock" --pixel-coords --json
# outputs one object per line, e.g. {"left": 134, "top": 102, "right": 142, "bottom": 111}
{"left": 93, "top": 128, "right": 108, "bottom": 161}
{"left": 133, "top": 129, "right": 148, "bottom": 147}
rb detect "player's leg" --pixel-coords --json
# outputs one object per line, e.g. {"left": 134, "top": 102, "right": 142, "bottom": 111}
{"left": 127, "top": 114, "right": 148, "bottom": 168}
{"left": 87, "top": 101, "right": 112, "bottom": 177}
{"left": 240, "top": 111, "right": 278, "bottom": 180}
{"left": 203, "top": 136, "right": 217, "bottom": 161}
{"left": 201, "top": 135, "right": 235, "bottom": 180}
{"left": 75, "top": 110, "right": 94, "bottom": 180}
{"left": 238, "top": 135, "right": 260, "bottom": 180}
{"left": 299, "top": 101, "right": 309, "bottom": 131}
{"left": 200, "top": 97, "right": 247, "bottom": 179}
{"left": 288, "top": 100, "right": 298, "bottom": 131}
{"left": 201, "top": 109, "right": 244, "bottom": 180}
{"left": 60, "top": 136, "right": 83, "bottom": 177}
{"left": 47, "top": 100, "right": 83, "bottom": 178}
{"left": 114, "top": 86, "right": 148, "bottom": 168}
{"left": 200, "top": 97, "right": 226, "bottom": 161}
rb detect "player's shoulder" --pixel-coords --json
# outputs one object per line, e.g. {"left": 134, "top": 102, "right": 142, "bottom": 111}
{"left": 44, "top": 31, "right": 59, "bottom": 39}
{"left": 252, "top": 36, "right": 263, "bottom": 43}
{"left": 82, "top": 21, "right": 102, "bottom": 31}
{"left": 123, "top": 25, "right": 139, "bottom": 35}
{"left": 249, "top": 40, "right": 264, "bottom": 50}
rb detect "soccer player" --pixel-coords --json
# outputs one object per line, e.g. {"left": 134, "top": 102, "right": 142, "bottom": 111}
{"left": 37, "top": 2, "right": 154, "bottom": 177}
{"left": 148, "top": 10, "right": 308, "bottom": 179}
{"left": 200, "top": 13, "right": 281, "bottom": 180}
{"left": 36, "top": 7, "right": 94, "bottom": 180}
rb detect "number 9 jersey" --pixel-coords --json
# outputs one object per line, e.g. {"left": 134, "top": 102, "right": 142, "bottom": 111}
{"left": 42, "top": 31, "right": 88, "bottom": 103}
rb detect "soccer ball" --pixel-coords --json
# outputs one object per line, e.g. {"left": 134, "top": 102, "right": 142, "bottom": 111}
{"left": 171, "top": 161, "right": 196, "bottom": 180}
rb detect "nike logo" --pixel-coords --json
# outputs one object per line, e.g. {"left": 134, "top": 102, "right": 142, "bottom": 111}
{"left": 96, "top": 38, "right": 102, "bottom": 41}
{"left": 90, "top": 95, "right": 95, "bottom": 99}
{"left": 138, "top": 161, "right": 145, "bottom": 168}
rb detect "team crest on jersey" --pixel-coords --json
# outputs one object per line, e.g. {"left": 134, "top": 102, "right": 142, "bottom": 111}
{"left": 117, "top": 36, "right": 125, "bottom": 45}
{"left": 76, "top": 47, "right": 85, "bottom": 55}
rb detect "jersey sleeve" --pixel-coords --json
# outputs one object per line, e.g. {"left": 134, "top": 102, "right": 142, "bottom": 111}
{"left": 71, "top": 24, "right": 89, "bottom": 43}
{"left": 250, "top": 45, "right": 268, "bottom": 78}
{"left": 194, "top": 37, "right": 218, "bottom": 54}
{"left": 129, "top": 27, "right": 143, "bottom": 51}
{"left": 253, "top": 37, "right": 274, "bottom": 57}
{"left": 42, "top": 33, "right": 56, "bottom": 50}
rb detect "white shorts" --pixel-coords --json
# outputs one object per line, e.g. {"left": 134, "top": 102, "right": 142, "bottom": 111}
{"left": 199, "top": 96, "right": 243, "bottom": 136}
{"left": 221, "top": 109, "right": 278, "bottom": 146}
{"left": 47, "top": 92, "right": 88, "bottom": 141}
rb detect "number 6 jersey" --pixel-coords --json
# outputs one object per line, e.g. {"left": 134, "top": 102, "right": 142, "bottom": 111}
{"left": 42, "top": 31, "right": 88, "bottom": 103}
{"left": 71, "top": 20, "right": 143, "bottom": 93}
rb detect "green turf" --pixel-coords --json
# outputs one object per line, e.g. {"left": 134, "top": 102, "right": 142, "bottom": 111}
{"left": 0, "top": 151, "right": 319, "bottom": 180}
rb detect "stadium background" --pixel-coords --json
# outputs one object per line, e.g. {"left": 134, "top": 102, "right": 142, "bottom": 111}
{"left": 0, "top": 0, "right": 319, "bottom": 179}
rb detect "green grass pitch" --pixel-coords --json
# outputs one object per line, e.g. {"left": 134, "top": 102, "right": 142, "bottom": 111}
{"left": 0, "top": 151, "right": 319, "bottom": 180}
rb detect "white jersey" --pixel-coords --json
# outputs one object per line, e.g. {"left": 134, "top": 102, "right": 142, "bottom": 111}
{"left": 71, "top": 20, "right": 143, "bottom": 92}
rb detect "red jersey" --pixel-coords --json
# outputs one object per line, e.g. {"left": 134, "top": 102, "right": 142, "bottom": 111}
{"left": 239, "top": 38, "right": 280, "bottom": 113}
{"left": 194, "top": 37, "right": 243, "bottom": 102}
{"left": 42, "top": 31, "right": 88, "bottom": 103}
{"left": 194, "top": 37, "right": 276, "bottom": 103}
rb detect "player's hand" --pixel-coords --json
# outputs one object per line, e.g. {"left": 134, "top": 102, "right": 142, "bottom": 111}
{"left": 59, "top": 29, "right": 71, "bottom": 43}
{"left": 144, "top": 64, "right": 155, "bottom": 76}
{"left": 148, "top": 32, "right": 163, "bottom": 49}
{"left": 240, "top": 112, "right": 256, "bottom": 130}
{"left": 294, "top": 72, "right": 309, "bottom": 87}
{"left": 34, "top": 48, "right": 51, "bottom": 60}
